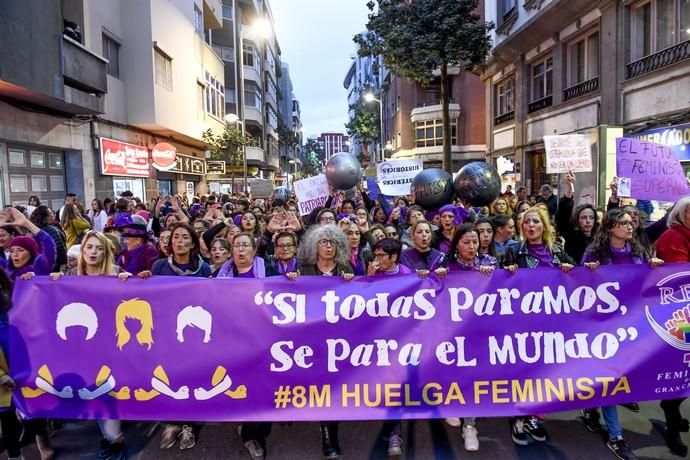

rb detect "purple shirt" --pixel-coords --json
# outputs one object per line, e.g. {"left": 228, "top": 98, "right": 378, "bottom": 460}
{"left": 527, "top": 243, "right": 555, "bottom": 268}
{"left": 449, "top": 254, "right": 498, "bottom": 271}
{"left": 374, "top": 264, "right": 414, "bottom": 276}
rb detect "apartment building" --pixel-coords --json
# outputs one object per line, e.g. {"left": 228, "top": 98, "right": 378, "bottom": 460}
{"left": 318, "top": 133, "right": 350, "bottom": 160}
{"left": 0, "top": 0, "right": 226, "bottom": 206}
{"left": 208, "top": 0, "right": 293, "bottom": 192}
{"left": 483, "top": 0, "right": 690, "bottom": 205}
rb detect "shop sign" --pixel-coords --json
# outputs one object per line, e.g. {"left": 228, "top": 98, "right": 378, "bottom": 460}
{"left": 170, "top": 153, "right": 206, "bottom": 176}
{"left": 206, "top": 161, "right": 226, "bottom": 175}
{"left": 151, "top": 142, "right": 177, "bottom": 171}
{"left": 629, "top": 123, "right": 690, "bottom": 162}
{"left": 99, "top": 137, "right": 150, "bottom": 177}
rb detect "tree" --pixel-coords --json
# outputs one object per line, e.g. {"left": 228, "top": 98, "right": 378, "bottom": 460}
{"left": 277, "top": 115, "right": 301, "bottom": 174}
{"left": 355, "top": 0, "right": 494, "bottom": 173}
{"left": 202, "top": 126, "right": 252, "bottom": 193}
{"left": 345, "top": 93, "right": 380, "bottom": 164}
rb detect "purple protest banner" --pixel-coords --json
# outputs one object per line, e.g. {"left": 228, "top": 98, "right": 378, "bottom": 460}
{"left": 9, "top": 265, "right": 690, "bottom": 421}
{"left": 616, "top": 137, "right": 689, "bottom": 201}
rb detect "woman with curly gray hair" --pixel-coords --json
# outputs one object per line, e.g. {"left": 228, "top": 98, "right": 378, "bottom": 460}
{"left": 296, "top": 224, "right": 353, "bottom": 459}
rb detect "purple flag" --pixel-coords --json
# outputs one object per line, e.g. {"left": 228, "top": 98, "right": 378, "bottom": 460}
{"left": 9, "top": 264, "right": 690, "bottom": 421}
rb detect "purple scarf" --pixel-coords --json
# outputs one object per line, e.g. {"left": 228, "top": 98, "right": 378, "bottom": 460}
{"left": 276, "top": 256, "right": 298, "bottom": 275}
{"left": 217, "top": 256, "right": 266, "bottom": 278}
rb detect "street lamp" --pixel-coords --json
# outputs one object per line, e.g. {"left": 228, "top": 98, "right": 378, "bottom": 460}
{"left": 288, "top": 159, "right": 296, "bottom": 188}
{"left": 364, "top": 92, "right": 384, "bottom": 163}
{"left": 224, "top": 113, "right": 246, "bottom": 194}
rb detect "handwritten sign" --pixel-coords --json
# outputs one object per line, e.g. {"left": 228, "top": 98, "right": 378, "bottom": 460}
{"left": 616, "top": 138, "right": 689, "bottom": 202}
{"left": 294, "top": 174, "right": 330, "bottom": 216}
{"left": 377, "top": 159, "right": 423, "bottom": 196}
{"left": 543, "top": 135, "right": 592, "bottom": 174}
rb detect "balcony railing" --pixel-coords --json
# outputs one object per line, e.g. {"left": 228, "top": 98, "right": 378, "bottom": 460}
{"left": 494, "top": 111, "right": 515, "bottom": 125}
{"left": 626, "top": 40, "right": 690, "bottom": 79}
{"left": 528, "top": 95, "right": 553, "bottom": 114}
{"left": 415, "top": 98, "right": 457, "bottom": 108}
{"left": 62, "top": 36, "right": 107, "bottom": 94}
{"left": 563, "top": 76, "right": 599, "bottom": 101}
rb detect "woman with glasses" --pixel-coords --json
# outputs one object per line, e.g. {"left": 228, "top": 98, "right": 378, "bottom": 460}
{"left": 157, "top": 230, "right": 171, "bottom": 259}
{"left": 384, "top": 225, "right": 400, "bottom": 241}
{"left": 503, "top": 206, "right": 575, "bottom": 447}
{"left": 367, "top": 238, "right": 412, "bottom": 277}
{"left": 400, "top": 220, "right": 448, "bottom": 278}
{"left": 368, "top": 224, "right": 387, "bottom": 243}
{"left": 265, "top": 231, "right": 300, "bottom": 279}
{"left": 579, "top": 208, "right": 663, "bottom": 459}
{"left": 297, "top": 224, "right": 354, "bottom": 459}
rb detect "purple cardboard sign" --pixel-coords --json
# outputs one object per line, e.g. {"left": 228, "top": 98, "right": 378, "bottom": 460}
{"left": 9, "top": 265, "right": 690, "bottom": 421}
{"left": 616, "top": 137, "right": 689, "bottom": 201}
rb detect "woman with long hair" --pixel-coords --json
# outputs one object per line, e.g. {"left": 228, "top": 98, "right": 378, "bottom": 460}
{"left": 554, "top": 172, "right": 599, "bottom": 264}
{"left": 30, "top": 206, "right": 67, "bottom": 271}
{"left": 474, "top": 218, "right": 497, "bottom": 258}
{"left": 449, "top": 224, "right": 497, "bottom": 275}
{"left": 338, "top": 217, "right": 371, "bottom": 276}
{"left": 503, "top": 206, "right": 575, "bottom": 446}
{"left": 400, "top": 220, "right": 448, "bottom": 278}
{"left": 297, "top": 224, "right": 353, "bottom": 459}
{"left": 60, "top": 203, "right": 91, "bottom": 249}
{"left": 209, "top": 238, "right": 231, "bottom": 276}
{"left": 88, "top": 199, "right": 109, "bottom": 233}
{"left": 50, "top": 232, "right": 126, "bottom": 458}
{"left": 490, "top": 197, "right": 510, "bottom": 216}
{"left": 579, "top": 208, "right": 663, "bottom": 459}
{"left": 399, "top": 205, "right": 426, "bottom": 248}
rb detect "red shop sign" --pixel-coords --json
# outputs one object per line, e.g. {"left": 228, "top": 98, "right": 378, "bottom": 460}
{"left": 99, "top": 137, "right": 150, "bottom": 177}
{"left": 151, "top": 142, "right": 177, "bottom": 170}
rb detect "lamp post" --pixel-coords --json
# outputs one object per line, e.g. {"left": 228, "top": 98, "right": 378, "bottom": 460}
{"left": 224, "top": 113, "right": 245, "bottom": 194}
{"left": 364, "top": 92, "right": 384, "bottom": 164}
{"left": 288, "top": 159, "right": 296, "bottom": 189}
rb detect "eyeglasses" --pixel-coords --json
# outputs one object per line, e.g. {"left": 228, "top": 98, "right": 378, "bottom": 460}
{"left": 319, "top": 217, "right": 336, "bottom": 223}
{"left": 318, "top": 239, "right": 335, "bottom": 247}
{"left": 386, "top": 232, "right": 398, "bottom": 237}
{"left": 276, "top": 243, "right": 296, "bottom": 249}
{"left": 374, "top": 252, "right": 391, "bottom": 259}
{"left": 616, "top": 221, "right": 634, "bottom": 228}
{"left": 233, "top": 243, "right": 252, "bottom": 249}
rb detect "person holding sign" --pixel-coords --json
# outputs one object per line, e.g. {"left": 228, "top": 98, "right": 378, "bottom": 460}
{"left": 555, "top": 172, "right": 599, "bottom": 264}
{"left": 581, "top": 208, "right": 663, "bottom": 460}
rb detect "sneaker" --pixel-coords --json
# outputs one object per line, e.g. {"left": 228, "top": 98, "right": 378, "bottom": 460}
{"left": 243, "top": 439, "right": 265, "bottom": 460}
{"left": 510, "top": 418, "right": 529, "bottom": 446}
{"left": 462, "top": 425, "right": 479, "bottom": 452}
{"left": 160, "top": 424, "right": 181, "bottom": 449}
{"left": 581, "top": 409, "right": 603, "bottom": 433}
{"left": 387, "top": 434, "right": 403, "bottom": 457}
{"left": 523, "top": 416, "right": 547, "bottom": 442}
{"left": 621, "top": 403, "right": 640, "bottom": 413}
{"left": 607, "top": 437, "right": 637, "bottom": 460}
{"left": 178, "top": 425, "right": 196, "bottom": 450}
{"left": 444, "top": 417, "right": 462, "bottom": 427}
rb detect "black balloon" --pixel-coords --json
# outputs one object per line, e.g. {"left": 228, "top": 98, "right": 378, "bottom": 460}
{"left": 271, "top": 187, "right": 290, "bottom": 203}
{"left": 325, "top": 153, "right": 362, "bottom": 190}
{"left": 410, "top": 168, "right": 454, "bottom": 210}
{"left": 453, "top": 162, "right": 501, "bottom": 207}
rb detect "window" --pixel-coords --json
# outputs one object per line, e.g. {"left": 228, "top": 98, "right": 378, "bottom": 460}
{"left": 225, "top": 88, "right": 236, "bottom": 103}
{"left": 531, "top": 56, "right": 553, "bottom": 101}
{"left": 48, "top": 153, "right": 62, "bottom": 169}
{"left": 244, "top": 82, "right": 262, "bottom": 109}
{"left": 102, "top": 33, "right": 120, "bottom": 78}
{"left": 495, "top": 77, "right": 515, "bottom": 116}
{"left": 31, "top": 175, "right": 47, "bottom": 192}
{"left": 205, "top": 71, "right": 225, "bottom": 119}
{"left": 414, "top": 119, "right": 458, "bottom": 148}
{"left": 10, "top": 175, "right": 27, "bottom": 193}
{"left": 154, "top": 49, "right": 173, "bottom": 91}
{"left": 567, "top": 32, "right": 599, "bottom": 86}
{"left": 630, "top": 0, "right": 690, "bottom": 61}
{"left": 267, "top": 106, "right": 278, "bottom": 130}
{"left": 30, "top": 151, "right": 45, "bottom": 168}
{"left": 8, "top": 149, "right": 25, "bottom": 166}
{"left": 212, "top": 44, "right": 234, "bottom": 62}
{"left": 194, "top": 5, "right": 203, "bottom": 36}
{"left": 222, "top": 4, "right": 233, "bottom": 20}
{"left": 498, "top": 0, "right": 517, "bottom": 25}
{"left": 50, "top": 175, "right": 64, "bottom": 192}
{"left": 266, "top": 76, "right": 277, "bottom": 102}
{"left": 243, "top": 44, "right": 257, "bottom": 69}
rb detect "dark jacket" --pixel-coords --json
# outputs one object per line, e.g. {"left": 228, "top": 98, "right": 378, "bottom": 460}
{"left": 555, "top": 195, "right": 593, "bottom": 265}
{"left": 503, "top": 241, "right": 576, "bottom": 269}
{"left": 300, "top": 263, "right": 354, "bottom": 276}
{"left": 152, "top": 256, "right": 212, "bottom": 277}
{"left": 537, "top": 194, "right": 558, "bottom": 216}
{"left": 40, "top": 223, "right": 67, "bottom": 271}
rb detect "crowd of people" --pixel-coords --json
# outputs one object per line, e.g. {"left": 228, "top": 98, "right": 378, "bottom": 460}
{"left": 0, "top": 173, "right": 687, "bottom": 460}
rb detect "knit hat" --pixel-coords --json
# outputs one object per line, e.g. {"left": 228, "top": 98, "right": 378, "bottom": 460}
{"left": 8, "top": 236, "right": 39, "bottom": 259}
{"left": 135, "top": 210, "right": 151, "bottom": 222}
{"left": 439, "top": 204, "right": 471, "bottom": 226}
{"left": 67, "top": 244, "right": 81, "bottom": 260}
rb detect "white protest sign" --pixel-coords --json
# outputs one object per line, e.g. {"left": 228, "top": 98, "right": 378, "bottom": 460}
{"left": 544, "top": 135, "right": 593, "bottom": 174}
{"left": 376, "top": 158, "right": 424, "bottom": 196}
{"left": 294, "top": 174, "right": 330, "bottom": 216}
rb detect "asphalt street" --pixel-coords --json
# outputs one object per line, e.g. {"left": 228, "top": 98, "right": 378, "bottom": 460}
{"left": 3, "top": 401, "right": 689, "bottom": 459}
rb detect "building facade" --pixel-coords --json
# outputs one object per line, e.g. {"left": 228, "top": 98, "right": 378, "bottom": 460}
{"left": 483, "top": 0, "right": 690, "bottom": 206}
{"left": 318, "top": 133, "right": 350, "bottom": 161}
{"left": 0, "top": 0, "right": 226, "bottom": 207}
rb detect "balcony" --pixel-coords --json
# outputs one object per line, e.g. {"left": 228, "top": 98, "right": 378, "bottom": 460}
{"left": 563, "top": 77, "right": 599, "bottom": 102}
{"left": 410, "top": 100, "right": 461, "bottom": 123}
{"left": 528, "top": 95, "right": 553, "bottom": 114}
{"left": 245, "top": 106, "right": 263, "bottom": 125}
{"left": 626, "top": 40, "right": 690, "bottom": 80}
{"left": 267, "top": 152, "right": 280, "bottom": 170}
{"left": 494, "top": 111, "right": 515, "bottom": 126}
{"left": 245, "top": 146, "right": 265, "bottom": 163}
{"left": 62, "top": 36, "right": 107, "bottom": 95}
{"left": 203, "top": 0, "right": 222, "bottom": 29}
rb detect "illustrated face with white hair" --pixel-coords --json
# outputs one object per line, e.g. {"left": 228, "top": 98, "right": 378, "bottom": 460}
{"left": 56, "top": 302, "right": 99, "bottom": 341}
{"left": 176, "top": 306, "right": 213, "bottom": 343}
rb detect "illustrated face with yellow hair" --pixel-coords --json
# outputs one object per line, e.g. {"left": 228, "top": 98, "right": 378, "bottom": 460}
{"left": 115, "top": 298, "right": 154, "bottom": 350}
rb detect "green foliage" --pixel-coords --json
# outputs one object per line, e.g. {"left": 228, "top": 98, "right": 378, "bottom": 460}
{"left": 345, "top": 94, "right": 380, "bottom": 146}
{"left": 354, "top": 0, "right": 494, "bottom": 85}
{"left": 201, "top": 126, "right": 253, "bottom": 164}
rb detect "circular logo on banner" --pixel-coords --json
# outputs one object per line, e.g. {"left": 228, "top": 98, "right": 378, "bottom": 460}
{"left": 152, "top": 142, "right": 177, "bottom": 170}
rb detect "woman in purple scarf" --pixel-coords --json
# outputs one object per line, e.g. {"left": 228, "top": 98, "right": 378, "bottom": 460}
{"left": 399, "top": 220, "right": 448, "bottom": 278}
{"left": 265, "top": 231, "right": 300, "bottom": 279}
